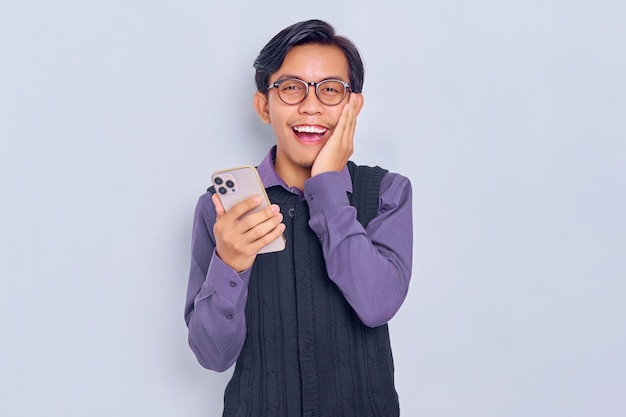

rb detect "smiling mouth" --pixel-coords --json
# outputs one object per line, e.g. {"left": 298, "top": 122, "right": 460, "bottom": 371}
{"left": 293, "top": 125, "right": 328, "bottom": 142}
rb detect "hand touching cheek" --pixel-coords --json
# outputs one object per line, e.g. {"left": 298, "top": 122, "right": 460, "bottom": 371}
{"left": 311, "top": 93, "right": 364, "bottom": 177}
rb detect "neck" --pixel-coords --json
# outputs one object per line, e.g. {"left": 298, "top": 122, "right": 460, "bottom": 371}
{"left": 274, "top": 159, "right": 310, "bottom": 191}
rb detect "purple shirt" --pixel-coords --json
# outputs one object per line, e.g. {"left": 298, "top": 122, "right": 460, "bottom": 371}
{"left": 185, "top": 147, "right": 413, "bottom": 371}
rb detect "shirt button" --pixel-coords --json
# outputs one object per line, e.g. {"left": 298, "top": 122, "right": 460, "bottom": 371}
{"left": 306, "top": 194, "right": 314, "bottom": 201}
{"left": 226, "top": 314, "right": 234, "bottom": 319}
{"left": 229, "top": 281, "right": 237, "bottom": 287}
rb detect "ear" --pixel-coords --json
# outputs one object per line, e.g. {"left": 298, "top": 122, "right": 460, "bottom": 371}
{"left": 253, "top": 91, "right": 271, "bottom": 124}
{"left": 352, "top": 93, "right": 365, "bottom": 117}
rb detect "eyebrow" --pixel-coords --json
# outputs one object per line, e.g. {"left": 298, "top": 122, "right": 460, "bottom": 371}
{"left": 273, "top": 74, "right": 349, "bottom": 83}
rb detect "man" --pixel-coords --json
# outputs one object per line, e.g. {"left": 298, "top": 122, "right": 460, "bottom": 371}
{"left": 185, "top": 19, "right": 413, "bottom": 417}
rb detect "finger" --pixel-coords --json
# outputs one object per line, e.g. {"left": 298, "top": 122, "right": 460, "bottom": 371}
{"left": 339, "top": 97, "right": 358, "bottom": 140}
{"left": 345, "top": 94, "right": 359, "bottom": 125}
{"left": 346, "top": 98, "right": 358, "bottom": 142}
{"left": 345, "top": 94, "right": 361, "bottom": 141}
{"left": 333, "top": 98, "right": 355, "bottom": 150}
{"left": 243, "top": 209, "right": 284, "bottom": 242}
{"left": 212, "top": 193, "right": 226, "bottom": 216}
{"left": 223, "top": 195, "right": 265, "bottom": 220}
{"left": 236, "top": 203, "right": 281, "bottom": 234}
{"left": 246, "top": 221, "right": 286, "bottom": 253}
{"left": 222, "top": 207, "right": 282, "bottom": 257}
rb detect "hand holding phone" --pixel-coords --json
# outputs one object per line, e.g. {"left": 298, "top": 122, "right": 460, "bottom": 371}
{"left": 211, "top": 166, "right": 286, "bottom": 268}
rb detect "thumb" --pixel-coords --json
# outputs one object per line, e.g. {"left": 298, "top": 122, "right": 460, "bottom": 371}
{"left": 212, "top": 193, "right": 226, "bottom": 217}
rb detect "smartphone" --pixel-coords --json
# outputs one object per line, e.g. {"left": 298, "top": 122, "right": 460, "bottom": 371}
{"left": 211, "top": 165, "right": 286, "bottom": 254}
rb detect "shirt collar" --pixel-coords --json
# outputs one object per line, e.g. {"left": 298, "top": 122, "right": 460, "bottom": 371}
{"left": 257, "top": 146, "right": 353, "bottom": 193}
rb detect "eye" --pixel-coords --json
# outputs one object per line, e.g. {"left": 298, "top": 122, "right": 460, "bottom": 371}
{"left": 280, "top": 80, "right": 304, "bottom": 92}
{"left": 319, "top": 81, "right": 344, "bottom": 95}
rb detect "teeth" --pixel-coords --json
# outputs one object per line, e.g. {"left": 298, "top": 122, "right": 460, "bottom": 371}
{"left": 294, "top": 125, "right": 326, "bottom": 134}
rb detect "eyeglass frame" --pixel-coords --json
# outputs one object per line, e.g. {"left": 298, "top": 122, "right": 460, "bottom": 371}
{"left": 266, "top": 78, "right": 351, "bottom": 106}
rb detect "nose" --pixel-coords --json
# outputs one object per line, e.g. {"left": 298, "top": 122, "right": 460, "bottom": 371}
{"left": 298, "top": 87, "right": 324, "bottom": 114}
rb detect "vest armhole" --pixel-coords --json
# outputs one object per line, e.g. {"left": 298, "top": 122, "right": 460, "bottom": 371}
{"left": 347, "top": 161, "right": 388, "bottom": 228}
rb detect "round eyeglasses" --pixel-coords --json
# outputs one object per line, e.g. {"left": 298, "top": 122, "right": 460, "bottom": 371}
{"left": 266, "top": 78, "right": 351, "bottom": 106}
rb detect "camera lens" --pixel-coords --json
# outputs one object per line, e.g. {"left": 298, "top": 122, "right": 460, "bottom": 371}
{"left": 218, "top": 187, "right": 227, "bottom": 195}
{"left": 214, "top": 177, "right": 223, "bottom": 185}
{"left": 225, "top": 180, "right": 235, "bottom": 188}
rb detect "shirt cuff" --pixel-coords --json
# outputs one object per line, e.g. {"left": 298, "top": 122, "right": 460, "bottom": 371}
{"left": 304, "top": 171, "right": 350, "bottom": 216}
{"left": 204, "top": 250, "right": 251, "bottom": 304}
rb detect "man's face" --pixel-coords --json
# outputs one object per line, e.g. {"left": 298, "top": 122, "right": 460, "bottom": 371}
{"left": 254, "top": 43, "right": 354, "bottom": 185}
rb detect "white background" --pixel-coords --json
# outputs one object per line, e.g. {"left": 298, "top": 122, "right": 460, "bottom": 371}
{"left": 1, "top": 1, "right": 625, "bottom": 416}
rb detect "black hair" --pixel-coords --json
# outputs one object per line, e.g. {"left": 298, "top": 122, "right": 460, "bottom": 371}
{"left": 253, "top": 19, "right": 365, "bottom": 93}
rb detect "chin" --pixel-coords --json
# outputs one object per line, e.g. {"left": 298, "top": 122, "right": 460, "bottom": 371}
{"left": 296, "top": 157, "right": 315, "bottom": 170}
{"left": 300, "top": 148, "right": 323, "bottom": 166}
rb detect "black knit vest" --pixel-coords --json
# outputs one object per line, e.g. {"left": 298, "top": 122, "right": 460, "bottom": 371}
{"left": 221, "top": 162, "right": 399, "bottom": 417}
